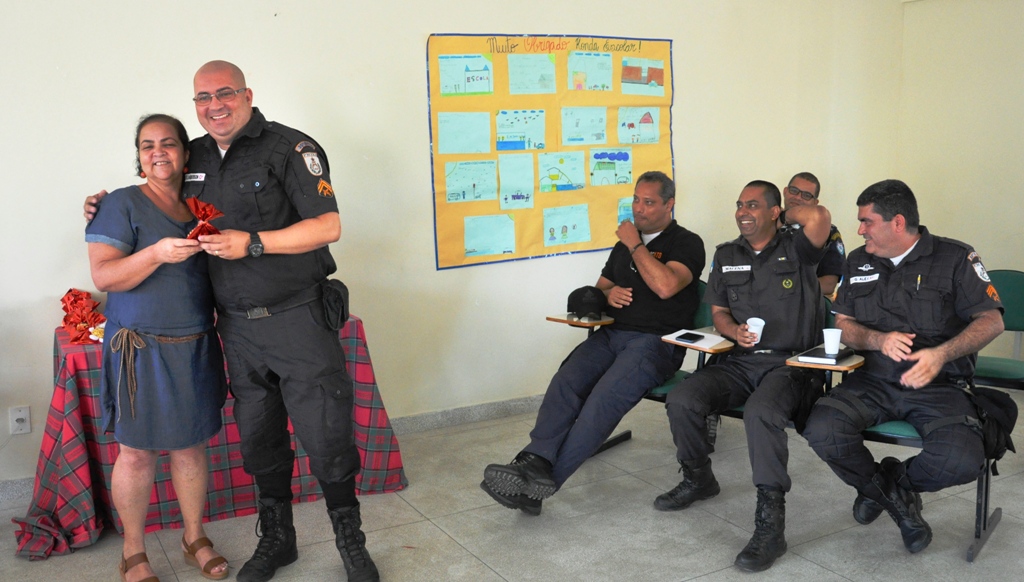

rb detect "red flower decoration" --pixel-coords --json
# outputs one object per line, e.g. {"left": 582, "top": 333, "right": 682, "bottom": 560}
{"left": 60, "top": 288, "right": 107, "bottom": 344}
{"left": 186, "top": 198, "right": 224, "bottom": 239}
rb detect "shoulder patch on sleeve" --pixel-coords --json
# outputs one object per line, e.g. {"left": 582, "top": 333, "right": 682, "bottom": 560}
{"left": 968, "top": 251, "right": 991, "bottom": 282}
{"left": 303, "top": 152, "right": 323, "bottom": 176}
{"left": 317, "top": 179, "right": 334, "bottom": 198}
{"left": 294, "top": 140, "right": 316, "bottom": 153}
{"left": 987, "top": 284, "right": 1001, "bottom": 303}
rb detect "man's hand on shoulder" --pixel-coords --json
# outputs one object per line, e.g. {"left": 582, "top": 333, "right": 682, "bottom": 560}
{"left": 84, "top": 190, "right": 108, "bottom": 222}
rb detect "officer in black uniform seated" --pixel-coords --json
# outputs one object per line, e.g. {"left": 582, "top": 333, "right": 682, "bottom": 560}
{"left": 780, "top": 172, "right": 846, "bottom": 296}
{"left": 656, "top": 180, "right": 832, "bottom": 572}
{"left": 804, "top": 179, "right": 1004, "bottom": 554}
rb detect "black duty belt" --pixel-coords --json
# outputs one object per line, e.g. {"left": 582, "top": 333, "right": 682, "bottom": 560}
{"left": 220, "top": 285, "right": 322, "bottom": 320}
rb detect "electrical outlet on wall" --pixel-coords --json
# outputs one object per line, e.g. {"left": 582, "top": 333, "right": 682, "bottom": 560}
{"left": 9, "top": 406, "right": 31, "bottom": 435}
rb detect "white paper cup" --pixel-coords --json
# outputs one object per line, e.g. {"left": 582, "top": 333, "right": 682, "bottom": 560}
{"left": 746, "top": 317, "right": 766, "bottom": 345}
{"left": 823, "top": 328, "right": 842, "bottom": 355}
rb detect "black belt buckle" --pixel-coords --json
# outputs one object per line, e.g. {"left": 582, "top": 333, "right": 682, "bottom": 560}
{"left": 246, "top": 306, "right": 271, "bottom": 319}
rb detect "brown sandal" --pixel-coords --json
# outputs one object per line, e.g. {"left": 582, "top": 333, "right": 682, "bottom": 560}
{"left": 119, "top": 552, "right": 159, "bottom": 582}
{"left": 182, "top": 535, "right": 229, "bottom": 580}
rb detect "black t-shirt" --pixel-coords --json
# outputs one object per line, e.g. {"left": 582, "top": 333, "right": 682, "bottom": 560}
{"left": 600, "top": 220, "right": 706, "bottom": 335}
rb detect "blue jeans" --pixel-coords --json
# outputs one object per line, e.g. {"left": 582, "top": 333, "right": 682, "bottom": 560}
{"left": 524, "top": 328, "right": 684, "bottom": 486}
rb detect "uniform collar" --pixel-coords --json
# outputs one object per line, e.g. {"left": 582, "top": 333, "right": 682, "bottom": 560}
{"left": 198, "top": 107, "right": 268, "bottom": 151}
{"left": 643, "top": 219, "right": 679, "bottom": 246}
{"left": 866, "top": 225, "right": 933, "bottom": 270}
{"left": 727, "top": 227, "right": 783, "bottom": 256}
{"left": 235, "top": 107, "right": 268, "bottom": 141}
{"left": 902, "top": 225, "right": 933, "bottom": 262}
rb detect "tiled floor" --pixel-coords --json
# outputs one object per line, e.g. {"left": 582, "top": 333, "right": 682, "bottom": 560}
{"left": 4, "top": 390, "right": 1024, "bottom": 581}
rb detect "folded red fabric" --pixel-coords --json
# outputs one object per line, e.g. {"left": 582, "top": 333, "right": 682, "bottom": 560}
{"left": 60, "top": 289, "right": 106, "bottom": 344}
{"left": 186, "top": 198, "right": 224, "bottom": 239}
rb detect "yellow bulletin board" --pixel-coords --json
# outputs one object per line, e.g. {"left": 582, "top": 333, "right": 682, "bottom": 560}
{"left": 427, "top": 33, "right": 673, "bottom": 269}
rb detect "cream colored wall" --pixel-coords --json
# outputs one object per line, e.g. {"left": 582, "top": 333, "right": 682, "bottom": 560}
{"left": 897, "top": 0, "right": 1024, "bottom": 358}
{"left": 0, "top": 0, "right": 944, "bottom": 481}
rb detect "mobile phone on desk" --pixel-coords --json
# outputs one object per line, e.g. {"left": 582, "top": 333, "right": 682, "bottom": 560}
{"left": 674, "top": 332, "right": 704, "bottom": 343}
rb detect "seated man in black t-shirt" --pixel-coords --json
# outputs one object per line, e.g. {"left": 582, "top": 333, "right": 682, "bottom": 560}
{"left": 480, "top": 171, "right": 706, "bottom": 516}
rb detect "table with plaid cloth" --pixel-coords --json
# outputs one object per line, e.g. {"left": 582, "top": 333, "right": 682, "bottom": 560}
{"left": 13, "top": 315, "right": 407, "bottom": 560}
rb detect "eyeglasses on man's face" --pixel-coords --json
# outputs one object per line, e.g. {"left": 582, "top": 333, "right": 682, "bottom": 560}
{"left": 786, "top": 185, "right": 816, "bottom": 201}
{"left": 193, "top": 87, "right": 247, "bottom": 105}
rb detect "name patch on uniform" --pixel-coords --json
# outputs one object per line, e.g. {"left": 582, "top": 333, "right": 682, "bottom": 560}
{"left": 294, "top": 140, "right": 316, "bottom": 153}
{"left": 184, "top": 173, "right": 206, "bottom": 182}
{"left": 303, "top": 152, "right": 323, "bottom": 176}
{"left": 721, "top": 265, "right": 751, "bottom": 272}
{"left": 317, "top": 179, "right": 334, "bottom": 198}
{"left": 849, "top": 274, "right": 880, "bottom": 284}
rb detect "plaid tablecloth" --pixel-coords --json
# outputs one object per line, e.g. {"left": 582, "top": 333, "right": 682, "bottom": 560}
{"left": 13, "top": 316, "right": 407, "bottom": 560}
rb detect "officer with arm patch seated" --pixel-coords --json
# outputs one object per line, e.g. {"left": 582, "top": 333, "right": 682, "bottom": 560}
{"left": 803, "top": 179, "right": 1005, "bottom": 555}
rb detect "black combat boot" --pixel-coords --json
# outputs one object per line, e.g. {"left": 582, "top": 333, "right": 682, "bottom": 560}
{"left": 328, "top": 505, "right": 380, "bottom": 582}
{"left": 870, "top": 456, "right": 932, "bottom": 553}
{"left": 734, "top": 486, "right": 787, "bottom": 572}
{"left": 653, "top": 458, "right": 721, "bottom": 511}
{"left": 852, "top": 491, "right": 884, "bottom": 524}
{"left": 484, "top": 451, "right": 556, "bottom": 500}
{"left": 237, "top": 498, "right": 298, "bottom": 582}
{"left": 480, "top": 480, "right": 543, "bottom": 516}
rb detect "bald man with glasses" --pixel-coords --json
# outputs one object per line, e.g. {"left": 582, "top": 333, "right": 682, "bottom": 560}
{"left": 85, "top": 60, "right": 378, "bottom": 582}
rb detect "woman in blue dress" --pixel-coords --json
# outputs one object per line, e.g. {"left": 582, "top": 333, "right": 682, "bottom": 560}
{"left": 86, "top": 114, "right": 228, "bottom": 582}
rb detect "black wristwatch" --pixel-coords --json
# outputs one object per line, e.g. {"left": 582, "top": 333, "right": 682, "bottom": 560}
{"left": 247, "top": 232, "right": 264, "bottom": 258}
